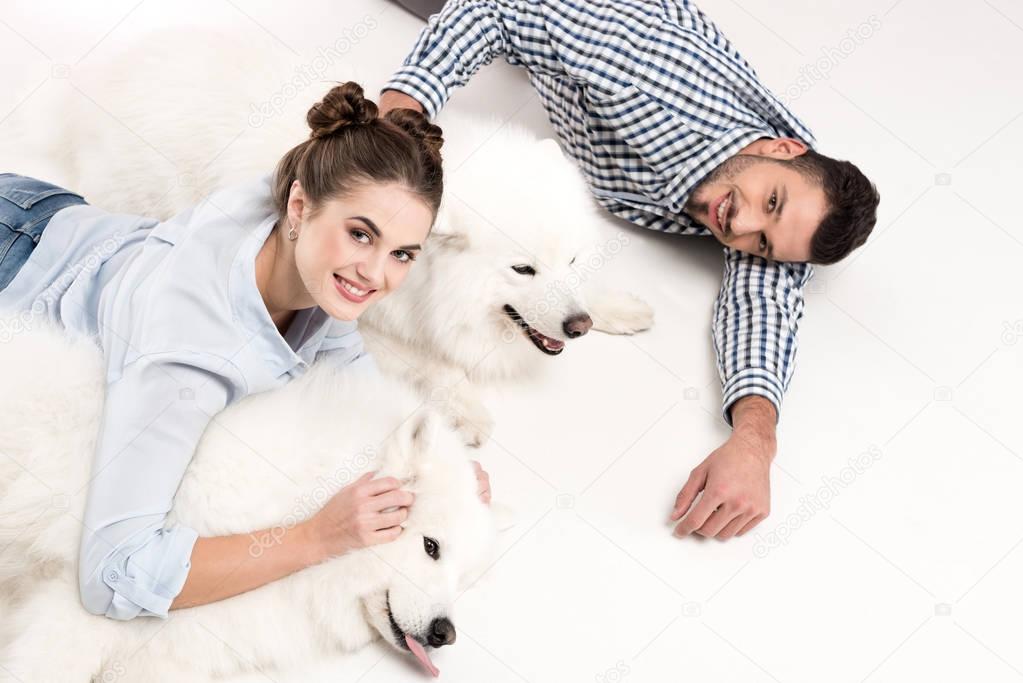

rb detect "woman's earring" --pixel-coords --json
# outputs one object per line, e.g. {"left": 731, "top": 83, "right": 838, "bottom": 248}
{"left": 287, "top": 221, "right": 298, "bottom": 241}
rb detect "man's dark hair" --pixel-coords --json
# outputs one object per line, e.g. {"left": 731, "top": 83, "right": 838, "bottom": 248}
{"left": 779, "top": 149, "right": 880, "bottom": 265}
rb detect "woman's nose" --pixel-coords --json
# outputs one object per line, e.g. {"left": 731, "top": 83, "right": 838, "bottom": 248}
{"left": 355, "top": 252, "right": 386, "bottom": 289}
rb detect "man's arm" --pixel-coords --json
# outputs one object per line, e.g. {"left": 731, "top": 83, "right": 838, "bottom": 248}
{"left": 670, "top": 248, "right": 813, "bottom": 540}
{"left": 381, "top": 0, "right": 581, "bottom": 117}
{"left": 714, "top": 247, "right": 813, "bottom": 428}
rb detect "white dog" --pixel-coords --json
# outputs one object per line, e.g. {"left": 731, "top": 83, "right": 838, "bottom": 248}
{"left": 0, "top": 322, "right": 499, "bottom": 682}
{"left": 2, "top": 29, "right": 654, "bottom": 447}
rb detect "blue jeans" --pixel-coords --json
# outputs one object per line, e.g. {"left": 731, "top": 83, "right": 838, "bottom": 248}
{"left": 0, "top": 173, "right": 88, "bottom": 291}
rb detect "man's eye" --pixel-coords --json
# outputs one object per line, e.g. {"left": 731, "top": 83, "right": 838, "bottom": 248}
{"left": 768, "top": 191, "right": 777, "bottom": 212}
{"left": 759, "top": 234, "right": 768, "bottom": 252}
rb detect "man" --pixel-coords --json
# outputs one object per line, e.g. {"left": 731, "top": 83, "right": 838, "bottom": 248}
{"left": 379, "top": 0, "right": 879, "bottom": 540}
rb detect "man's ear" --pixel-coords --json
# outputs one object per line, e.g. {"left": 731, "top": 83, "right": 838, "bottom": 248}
{"left": 749, "top": 136, "right": 809, "bottom": 160}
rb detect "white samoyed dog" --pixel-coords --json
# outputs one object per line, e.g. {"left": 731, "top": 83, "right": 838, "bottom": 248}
{"left": 2, "top": 29, "right": 654, "bottom": 447}
{"left": 0, "top": 321, "right": 499, "bottom": 681}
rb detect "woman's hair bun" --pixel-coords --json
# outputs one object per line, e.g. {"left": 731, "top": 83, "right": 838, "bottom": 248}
{"left": 307, "top": 82, "right": 378, "bottom": 139}
{"left": 383, "top": 107, "right": 445, "bottom": 158}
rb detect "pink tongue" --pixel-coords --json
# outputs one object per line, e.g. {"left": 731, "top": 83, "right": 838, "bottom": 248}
{"left": 405, "top": 634, "right": 440, "bottom": 677}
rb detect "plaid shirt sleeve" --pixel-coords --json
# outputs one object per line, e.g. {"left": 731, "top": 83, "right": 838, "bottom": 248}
{"left": 385, "top": 0, "right": 817, "bottom": 428}
{"left": 714, "top": 249, "right": 814, "bottom": 427}
{"left": 383, "top": 0, "right": 574, "bottom": 118}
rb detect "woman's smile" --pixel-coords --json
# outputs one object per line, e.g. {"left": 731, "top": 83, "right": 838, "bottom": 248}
{"left": 334, "top": 273, "right": 376, "bottom": 303}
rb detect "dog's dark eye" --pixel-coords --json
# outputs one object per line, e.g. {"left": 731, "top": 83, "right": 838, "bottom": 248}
{"left": 570, "top": 256, "right": 576, "bottom": 265}
{"left": 511, "top": 264, "right": 536, "bottom": 276}
{"left": 423, "top": 536, "right": 440, "bottom": 560}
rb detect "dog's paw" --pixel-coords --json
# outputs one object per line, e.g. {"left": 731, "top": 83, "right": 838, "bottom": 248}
{"left": 450, "top": 400, "right": 493, "bottom": 447}
{"left": 489, "top": 501, "right": 518, "bottom": 530}
{"left": 587, "top": 289, "right": 655, "bottom": 335}
{"left": 453, "top": 409, "right": 494, "bottom": 448}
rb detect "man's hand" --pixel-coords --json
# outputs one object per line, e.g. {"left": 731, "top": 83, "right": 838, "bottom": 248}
{"left": 378, "top": 89, "right": 425, "bottom": 117}
{"left": 670, "top": 396, "right": 778, "bottom": 540}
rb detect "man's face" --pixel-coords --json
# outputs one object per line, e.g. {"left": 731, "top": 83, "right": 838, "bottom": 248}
{"left": 684, "top": 150, "right": 828, "bottom": 263}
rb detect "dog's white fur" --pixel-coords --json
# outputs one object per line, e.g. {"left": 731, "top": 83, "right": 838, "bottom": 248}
{"left": 2, "top": 29, "right": 654, "bottom": 447}
{"left": 0, "top": 321, "right": 498, "bottom": 682}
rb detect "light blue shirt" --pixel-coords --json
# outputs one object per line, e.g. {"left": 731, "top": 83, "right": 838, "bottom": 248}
{"left": 0, "top": 173, "right": 374, "bottom": 620}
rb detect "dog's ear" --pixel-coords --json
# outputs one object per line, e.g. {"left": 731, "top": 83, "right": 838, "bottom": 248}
{"left": 427, "top": 199, "right": 473, "bottom": 253}
{"left": 409, "top": 408, "right": 440, "bottom": 452}
{"left": 384, "top": 409, "right": 441, "bottom": 487}
{"left": 538, "top": 137, "right": 565, "bottom": 161}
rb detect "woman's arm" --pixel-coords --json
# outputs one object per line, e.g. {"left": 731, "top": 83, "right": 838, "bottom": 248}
{"left": 171, "top": 471, "right": 413, "bottom": 609}
{"left": 170, "top": 522, "right": 320, "bottom": 610}
{"left": 79, "top": 356, "right": 233, "bottom": 620}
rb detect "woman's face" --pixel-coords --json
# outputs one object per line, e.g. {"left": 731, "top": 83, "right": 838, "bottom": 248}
{"left": 289, "top": 181, "right": 433, "bottom": 321}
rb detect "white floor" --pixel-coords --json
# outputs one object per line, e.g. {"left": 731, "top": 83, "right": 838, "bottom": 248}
{"left": 3, "top": 1, "right": 1023, "bottom": 681}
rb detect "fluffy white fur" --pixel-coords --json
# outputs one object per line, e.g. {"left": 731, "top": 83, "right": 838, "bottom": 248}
{"left": 0, "top": 321, "right": 498, "bottom": 682}
{"left": 2, "top": 29, "right": 655, "bottom": 447}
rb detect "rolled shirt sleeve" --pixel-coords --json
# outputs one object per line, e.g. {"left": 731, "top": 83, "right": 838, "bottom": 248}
{"left": 78, "top": 353, "right": 237, "bottom": 620}
{"left": 383, "top": 0, "right": 581, "bottom": 118}
{"left": 713, "top": 247, "right": 814, "bottom": 428}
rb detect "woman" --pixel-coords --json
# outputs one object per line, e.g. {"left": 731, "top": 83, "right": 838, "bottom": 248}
{"left": 0, "top": 82, "right": 490, "bottom": 621}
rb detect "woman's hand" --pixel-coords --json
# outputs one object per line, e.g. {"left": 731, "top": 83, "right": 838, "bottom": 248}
{"left": 305, "top": 471, "right": 415, "bottom": 561}
{"left": 472, "top": 460, "right": 491, "bottom": 505}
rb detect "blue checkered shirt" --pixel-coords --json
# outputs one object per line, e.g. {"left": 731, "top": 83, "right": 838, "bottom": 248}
{"left": 384, "top": 0, "right": 817, "bottom": 426}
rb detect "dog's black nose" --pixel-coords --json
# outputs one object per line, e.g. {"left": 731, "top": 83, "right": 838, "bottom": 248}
{"left": 427, "top": 617, "right": 456, "bottom": 647}
{"left": 563, "top": 313, "right": 593, "bottom": 338}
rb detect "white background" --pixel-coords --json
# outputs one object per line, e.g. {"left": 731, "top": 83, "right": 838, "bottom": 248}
{"left": 2, "top": 0, "right": 1022, "bottom": 681}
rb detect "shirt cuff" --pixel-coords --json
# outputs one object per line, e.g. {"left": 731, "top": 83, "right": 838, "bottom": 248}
{"left": 101, "top": 525, "right": 199, "bottom": 620}
{"left": 721, "top": 368, "right": 784, "bottom": 428}
{"left": 382, "top": 64, "right": 450, "bottom": 119}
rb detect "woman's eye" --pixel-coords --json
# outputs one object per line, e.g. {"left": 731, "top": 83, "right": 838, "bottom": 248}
{"left": 759, "top": 234, "right": 768, "bottom": 252}
{"left": 768, "top": 191, "right": 777, "bottom": 212}
{"left": 423, "top": 536, "right": 440, "bottom": 560}
{"left": 351, "top": 228, "right": 371, "bottom": 244}
{"left": 393, "top": 250, "right": 416, "bottom": 263}
{"left": 512, "top": 264, "right": 536, "bottom": 276}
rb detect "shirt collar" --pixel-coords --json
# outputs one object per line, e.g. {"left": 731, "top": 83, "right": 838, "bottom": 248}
{"left": 229, "top": 214, "right": 333, "bottom": 378}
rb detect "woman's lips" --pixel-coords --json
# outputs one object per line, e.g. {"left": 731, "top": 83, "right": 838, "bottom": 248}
{"left": 334, "top": 274, "right": 375, "bottom": 303}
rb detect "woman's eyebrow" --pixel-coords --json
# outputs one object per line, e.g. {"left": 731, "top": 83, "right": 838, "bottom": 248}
{"left": 350, "top": 215, "right": 381, "bottom": 237}
{"left": 350, "top": 215, "right": 421, "bottom": 251}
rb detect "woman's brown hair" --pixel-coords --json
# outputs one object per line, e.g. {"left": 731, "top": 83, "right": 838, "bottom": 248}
{"left": 272, "top": 81, "right": 444, "bottom": 225}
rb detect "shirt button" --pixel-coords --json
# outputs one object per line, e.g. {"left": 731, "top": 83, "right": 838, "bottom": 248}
{"left": 107, "top": 570, "right": 119, "bottom": 582}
